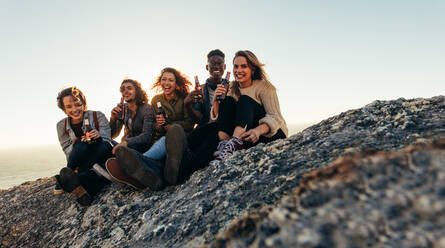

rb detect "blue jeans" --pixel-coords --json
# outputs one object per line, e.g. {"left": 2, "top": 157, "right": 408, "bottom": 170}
{"left": 143, "top": 136, "right": 166, "bottom": 160}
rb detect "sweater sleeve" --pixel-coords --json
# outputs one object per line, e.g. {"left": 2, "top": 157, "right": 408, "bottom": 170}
{"left": 57, "top": 119, "right": 72, "bottom": 158}
{"left": 210, "top": 105, "right": 218, "bottom": 121}
{"left": 125, "top": 105, "right": 155, "bottom": 147}
{"left": 96, "top": 111, "right": 112, "bottom": 141}
{"left": 258, "top": 85, "right": 286, "bottom": 138}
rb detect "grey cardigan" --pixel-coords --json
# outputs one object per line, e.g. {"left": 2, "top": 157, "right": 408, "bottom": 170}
{"left": 57, "top": 110, "right": 111, "bottom": 158}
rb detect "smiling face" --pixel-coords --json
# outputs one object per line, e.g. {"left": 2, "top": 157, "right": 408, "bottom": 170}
{"left": 233, "top": 56, "right": 253, "bottom": 85}
{"left": 206, "top": 55, "right": 226, "bottom": 81}
{"left": 120, "top": 82, "right": 136, "bottom": 103}
{"left": 62, "top": 95, "right": 85, "bottom": 123}
{"left": 160, "top": 72, "right": 177, "bottom": 96}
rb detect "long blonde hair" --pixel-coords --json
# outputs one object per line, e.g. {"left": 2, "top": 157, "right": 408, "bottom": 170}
{"left": 231, "top": 50, "right": 275, "bottom": 96}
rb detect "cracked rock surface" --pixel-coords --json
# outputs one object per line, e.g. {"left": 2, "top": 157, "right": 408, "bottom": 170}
{"left": 1, "top": 96, "right": 445, "bottom": 248}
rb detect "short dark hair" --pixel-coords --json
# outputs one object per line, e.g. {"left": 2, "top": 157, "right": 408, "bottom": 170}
{"left": 57, "top": 86, "right": 87, "bottom": 111}
{"left": 207, "top": 49, "right": 225, "bottom": 61}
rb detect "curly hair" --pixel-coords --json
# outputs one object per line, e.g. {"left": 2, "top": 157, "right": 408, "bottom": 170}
{"left": 120, "top": 79, "right": 149, "bottom": 105}
{"left": 151, "top": 67, "right": 191, "bottom": 98}
{"left": 57, "top": 86, "right": 87, "bottom": 111}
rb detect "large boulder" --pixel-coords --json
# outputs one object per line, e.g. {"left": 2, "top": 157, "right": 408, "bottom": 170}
{"left": 1, "top": 96, "right": 445, "bottom": 247}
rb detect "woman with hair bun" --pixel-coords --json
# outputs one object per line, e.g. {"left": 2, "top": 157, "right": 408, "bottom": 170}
{"left": 55, "top": 86, "right": 113, "bottom": 206}
{"left": 211, "top": 50, "right": 288, "bottom": 160}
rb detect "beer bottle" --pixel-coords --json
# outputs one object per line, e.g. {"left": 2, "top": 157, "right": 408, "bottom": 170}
{"left": 156, "top": 102, "right": 168, "bottom": 126}
{"left": 193, "top": 76, "right": 202, "bottom": 102}
{"left": 216, "top": 71, "right": 231, "bottom": 101}
{"left": 117, "top": 97, "right": 125, "bottom": 121}
{"left": 83, "top": 117, "right": 94, "bottom": 144}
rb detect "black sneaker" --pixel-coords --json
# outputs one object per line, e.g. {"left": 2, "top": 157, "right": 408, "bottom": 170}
{"left": 115, "top": 146, "right": 163, "bottom": 191}
{"left": 164, "top": 124, "right": 187, "bottom": 185}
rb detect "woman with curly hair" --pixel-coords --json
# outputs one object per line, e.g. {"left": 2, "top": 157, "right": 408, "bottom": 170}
{"left": 109, "top": 79, "right": 155, "bottom": 153}
{"left": 150, "top": 67, "right": 195, "bottom": 139}
{"left": 105, "top": 68, "right": 196, "bottom": 190}
{"left": 211, "top": 50, "right": 288, "bottom": 160}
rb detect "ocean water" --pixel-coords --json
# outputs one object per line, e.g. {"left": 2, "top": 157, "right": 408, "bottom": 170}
{"left": 0, "top": 145, "right": 66, "bottom": 189}
{"left": 0, "top": 123, "right": 312, "bottom": 190}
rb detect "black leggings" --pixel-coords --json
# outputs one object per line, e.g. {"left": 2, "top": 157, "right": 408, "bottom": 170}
{"left": 217, "top": 95, "right": 286, "bottom": 147}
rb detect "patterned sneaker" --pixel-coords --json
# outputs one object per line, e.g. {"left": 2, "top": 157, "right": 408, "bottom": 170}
{"left": 214, "top": 137, "right": 244, "bottom": 161}
{"left": 213, "top": 139, "right": 229, "bottom": 157}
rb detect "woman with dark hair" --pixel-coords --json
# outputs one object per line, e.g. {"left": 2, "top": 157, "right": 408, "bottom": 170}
{"left": 55, "top": 86, "right": 113, "bottom": 206}
{"left": 109, "top": 79, "right": 155, "bottom": 154}
{"left": 105, "top": 68, "right": 196, "bottom": 190}
{"left": 211, "top": 50, "right": 288, "bottom": 160}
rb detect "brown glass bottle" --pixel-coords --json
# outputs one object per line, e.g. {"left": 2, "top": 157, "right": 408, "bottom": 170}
{"left": 156, "top": 102, "right": 168, "bottom": 126}
{"left": 83, "top": 117, "right": 94, "bottom": 144}
{"left": 193, "top": 76, "right": 202, "bottom": 101}
{"left": 216, "top": 71, "right": 231, "bottom": 101}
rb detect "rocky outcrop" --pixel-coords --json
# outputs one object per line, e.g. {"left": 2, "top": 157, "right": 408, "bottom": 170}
{"left": 1, "top": 96, "right": 445, "bottom": 248}
{"left": 213, "top": 139, "right": 445, "bottom": 247}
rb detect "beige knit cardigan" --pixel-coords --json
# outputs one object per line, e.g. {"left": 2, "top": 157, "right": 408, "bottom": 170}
{"left": 210, "top": 79, "right": 288, "bottom": 138}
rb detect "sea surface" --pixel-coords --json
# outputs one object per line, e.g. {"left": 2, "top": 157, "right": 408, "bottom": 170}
{"left": 0, "top": 123, "right": 311, "bottom": 190}
{"left": 0, "top": 145, "right": 66, "bottom": 189}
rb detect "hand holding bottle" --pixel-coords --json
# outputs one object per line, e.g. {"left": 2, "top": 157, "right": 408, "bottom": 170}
{"left": 111, "top": 98, "right": 126, "bottom": 121}
{"left": 84, "top": 129, "right": 100, "bottom": 141}
{"left": 213, "top": 84, "right": 227, "bottom": 103}
{"left": 155, "top": 113, "right": 168, "bottom": 131}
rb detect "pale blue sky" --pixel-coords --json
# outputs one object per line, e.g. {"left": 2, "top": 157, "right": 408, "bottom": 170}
{"left": 0, "top": 0, "right": 444, "bottom": 148}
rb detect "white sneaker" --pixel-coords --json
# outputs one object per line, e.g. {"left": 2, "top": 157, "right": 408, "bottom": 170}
{"left": 93, "top": 163, "right": 113, "bottom": 182}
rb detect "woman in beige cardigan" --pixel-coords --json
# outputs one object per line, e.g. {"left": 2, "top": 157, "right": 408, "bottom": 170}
{"left": 211, "top": 50, "right": 288, "bottom": 160}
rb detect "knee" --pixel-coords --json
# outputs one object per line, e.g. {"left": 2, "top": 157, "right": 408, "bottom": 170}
{"left": 237, "top": 95, "right": 256, "bottom": 106}
{"left": 97, "top": 141, "right": 112, "bottom": 153}
{"left": 221, "top": 96, "right": 237, "bottom": 107}
{"left": 72, "top": 142, "right": 89, "bottom": 154}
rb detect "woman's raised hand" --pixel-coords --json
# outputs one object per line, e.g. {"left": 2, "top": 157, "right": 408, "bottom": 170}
{"left": 155, "top": 114, "right": 166, "bottom": 131}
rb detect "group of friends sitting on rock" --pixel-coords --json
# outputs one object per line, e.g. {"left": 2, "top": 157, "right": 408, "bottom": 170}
{"left": 54, "top": 49, "right": 288, "bottom": 206}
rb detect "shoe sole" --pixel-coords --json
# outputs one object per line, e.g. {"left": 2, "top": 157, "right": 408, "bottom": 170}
{"left": 115, "top": 147, "right": 163, "bottom": 191}
{"left": 105, "top": 158, "right": 145, "bottom": 190}
{"left": 164, "top": 124, "right": 186, "bottom": 185}
{"left": 93, "top": 163, "right": 114, "bottom": 182}
{"left": 58, "top": 168, "right": 92, "bottom": 206}
{"left": 53, "top": 188, "right": 65, "bottom": 195}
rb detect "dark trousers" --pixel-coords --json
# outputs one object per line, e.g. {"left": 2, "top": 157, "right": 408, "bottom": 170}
{"left": 66, "top": 141, "right": 113, "bottom": 196}
{"left": 67, "top": 140, "right": 113, "bottom": 172}
{"left": 179, "top": 96, "right": 285, "bottom": 181}
{"left": 78, "top": 169, "right": 109, "bottom": 196}
{"left": 217, "top": 95, "right": 286, "bottom": 147}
